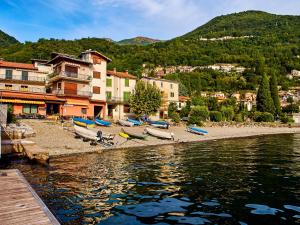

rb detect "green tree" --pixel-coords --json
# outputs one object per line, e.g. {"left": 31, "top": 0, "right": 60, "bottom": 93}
{"left": 129, "top": 81, "right": 162, "bottom": 116}
{"left": 256, "top": 74, "right": 275, "bottom": 114}
{"left": 168, "top": 102, "right": 178, "bottom": 117}
{"left": 188, "top": 106, "right": 209, "bottom": 125}
{"left": 269, "top": 72, "right": 281, "bottom": 116}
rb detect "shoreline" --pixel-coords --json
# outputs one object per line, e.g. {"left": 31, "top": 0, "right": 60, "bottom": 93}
{"left": 18, "top": 120, "right": 300, "bottom": 159}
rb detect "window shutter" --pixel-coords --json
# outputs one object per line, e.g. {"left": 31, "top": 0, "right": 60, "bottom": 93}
{"left": 93, "top": 71, "right": 101, "bottom": 79}
{"left": 93, "top": 86, "right": 101, "bottom": 94}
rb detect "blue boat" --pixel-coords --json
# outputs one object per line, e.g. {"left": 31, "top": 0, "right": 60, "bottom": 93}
{"left": 187, "top": 126, "right": 208, "bottom": 135}
{"left": 95, "top": 119, "right": 112, "bottom": 127}
{"left": 127, "top": 118, "right": 143, "bottom": 126}
{"left": 73, "top": 117, "right": 95, "bottom": 128}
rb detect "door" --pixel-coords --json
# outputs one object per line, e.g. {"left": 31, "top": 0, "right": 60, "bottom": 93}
{"left": 94, "top": 106, "right": 102, "bottom": 118}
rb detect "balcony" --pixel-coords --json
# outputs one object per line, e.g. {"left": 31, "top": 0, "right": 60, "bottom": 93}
{"left": 52, "top": 89, "right": 92, "bottom": 97}
{"left": 106, "top": 96, "right": 130, "bottom": 104}
{"left": 0, "top": 85, "right": 45, "bottom": 93}
{"left": 0, "top": 74, "right": 45, "bottom": 84}
{"left": 48, "top": 71, "right": 91, "bottom": 83}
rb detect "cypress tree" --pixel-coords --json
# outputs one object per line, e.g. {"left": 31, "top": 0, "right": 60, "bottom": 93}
{"left": 269, "top": 72, "right": 281, "bottom": 116}
{"left": 256, "top": 73, "right": 275, "bottom": 114}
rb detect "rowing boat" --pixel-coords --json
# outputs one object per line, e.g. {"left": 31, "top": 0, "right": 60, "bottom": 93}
{"left": 150, "top": 123, "right": 169, "bottom": 129}
{"left": 73, "top": 117, "right": 95, "bottom": 128}
{"left": 121, "top": 128, "right": 147, "bottom": 140}
{"left": 95, "top": 119, "right": 112, "bottom": 127}
{"left": 127, "top": 118, "right": 143, "bottom": 126}
{"left": 118, "top": 119, "right": 134, "bottom": 127}
{"left": 144, "top": 127, "right": 174, "bottom": 140}
{"left": 74, "top": 125, "right": 97, "bottom": 141}
{"left": 119, "top": 132, "right": 130, "bottom": 139}
{"left": 187, "top": 126, "right": 208, "bottom": 135}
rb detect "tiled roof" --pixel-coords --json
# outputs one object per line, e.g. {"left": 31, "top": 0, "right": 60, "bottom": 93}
{"left": 107, "top": 70, "right": 137, "bottom": 79}
{"left": 179, "top": 96, "right": 191, "bottom": 102}
{"left": 80, "top": 50, "right": 112, "bottom": 62}
{"left": 0, "top": 91, "right": 65, "bottom": 101}
{"left": 0, "top": 61, "right": 37, "bottom": 70}
{"left": 46, "top": 54, "right": 91, "bottom": 65}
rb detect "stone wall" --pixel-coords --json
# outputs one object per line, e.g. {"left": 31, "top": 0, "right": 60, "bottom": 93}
{"left": 0, "top": 104, "right": 7, "bottom": 127}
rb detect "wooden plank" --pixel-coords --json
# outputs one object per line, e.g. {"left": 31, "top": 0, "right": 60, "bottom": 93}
{"left": 0, "top": 169, "right": 60, "bottom": 225}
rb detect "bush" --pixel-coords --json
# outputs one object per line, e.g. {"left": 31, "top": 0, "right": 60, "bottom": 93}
{"left": 188, "top": 106, "right": 209, "bottom": 125}
{"left": 7, "top": 104, "right": 16, "bottom": 124}
{"left": 209, "top": 111, "right": 222, "bottom": 122}
{"left": 234, "top": 113, "right": 243, "bottom": 122}
{"left": 221, "top": 106, "right": 234, "bottom": 121}
{"left": 280, "top": 114, "right": 294, "bottom": 124}
{"left": 253, "top": 112, "right": 274, "bottom": 122}
{"left": 170, "top": 112, "right": 181, "bottom": 123}
{"left": 192, "top": 97, "right": 207, "bottom": 106}
{"left": 282, "top": 104, "right": 299, "bottom": 114}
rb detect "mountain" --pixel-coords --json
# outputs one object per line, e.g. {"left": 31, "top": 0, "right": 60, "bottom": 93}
{"left": 118, "top": 36, "right": 162, "bottom": 46}
{"left": 0, "top": 29, "right": 19, "bottom": 47}
{"left": 181, "top": 10, "right": 300, "bottom": 39}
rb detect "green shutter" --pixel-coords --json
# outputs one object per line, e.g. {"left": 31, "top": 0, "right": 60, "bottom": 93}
{"left": 31, "top": 105, "right": 38, "bottom": 114}
{"left": 125, "top": 78, "right": 129, "bottom": 87}
{"left": 23, "top": 105, "right": 31, "bottom": 114}
{"left": 123, "top": 92, "right": 130, "bottom": 101}
{"left": 106, "top": 79, "right": 112, "bottom": 87}
{"left": 106, "top": 91, "right": 112, "bottom": 100}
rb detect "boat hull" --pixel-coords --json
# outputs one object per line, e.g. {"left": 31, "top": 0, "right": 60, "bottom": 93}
{"left": 95, "top": 119, "right": 112, "bottom": 127}
{"left": 145, "top": 127, "right": 174, "bottom": 140}
{"left": 118, "top": 120, "right": 134, "bottom": 127}
{"left": 127, "top": 118, "right": 143, "bottom": 126}
{"left": 121, "top": 128, "right": 147, "bottom": 140}
{"left": 74, "top": 125, "right": 97, "bottom": 141}
{"left": 73, "top": 118, "right": 95, "bottom": 128}
{"left": 187, "top": 127, "right": 208, "bottom": 135}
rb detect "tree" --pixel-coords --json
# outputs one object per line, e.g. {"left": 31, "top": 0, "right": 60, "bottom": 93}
{"left": 256, "top": 73, "right": 275, "bottom": 114}
{"left": 129, "top": 81, "right": 162, "bottom": 116}
{"left": 269, "top": 72, "right": 281, "bottom": 116}
{"left": 168, "top": 102, "right": 178, "bottom": 117}
{"left": 188, "top": 106, "right": 209, "bottom": 125}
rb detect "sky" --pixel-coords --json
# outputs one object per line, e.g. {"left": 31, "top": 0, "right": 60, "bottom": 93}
{"left": 1, "top": 0, "right": 300, "bottom": 42}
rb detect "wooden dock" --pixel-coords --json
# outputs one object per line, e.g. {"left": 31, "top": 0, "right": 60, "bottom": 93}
{"left": 0, "top": 169, "right": 60, "bottom": 225}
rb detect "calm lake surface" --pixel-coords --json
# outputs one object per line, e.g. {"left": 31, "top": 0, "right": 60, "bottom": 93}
{"left": 1, "top": 134, "right": 300, "bottom": 225}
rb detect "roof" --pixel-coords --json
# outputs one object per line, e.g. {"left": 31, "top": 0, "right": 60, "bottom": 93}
{"left": 107, "top": 70, "right": 137, "bottom": 79}
{"left": 46, "top": 54, "right": 91, "bottom": 66}
{"left": 80, "top": 50, "right": 112, "bottom": 62}
{"left": 141, "top": 76, "right": 179, "bottom": 84}
{"left": 179, "top": 96, "right": 191, "bottom": 102}
{"left": 0, "top": 61, "right": 37, "bottom": 70}
{"left": 0, "top": 90, "right": 66, "bottom": 102}
{"left": 31, "top": 59, "right": 49, "bottom": 63}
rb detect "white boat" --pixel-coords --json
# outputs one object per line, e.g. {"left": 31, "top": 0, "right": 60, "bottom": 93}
{"left": 144, "top": 127, "right": 174, "bottom": 140}
{"left": 118, "top": 119, "right": 134, "bottom": 127}
{"left": 74, "top": 125, "right": 97, "bottom": 141}
{"left": 151, "top": 123, "right": 169, "bottom": 129}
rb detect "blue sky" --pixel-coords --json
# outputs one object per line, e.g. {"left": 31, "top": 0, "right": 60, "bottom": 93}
{"left": 1, "top": 0, "right": 300, "bottom": 42}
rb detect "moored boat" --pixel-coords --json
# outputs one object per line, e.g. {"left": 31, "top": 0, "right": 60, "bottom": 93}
{"left": 127, "top": 118, "right": 143, "bottom": 126}
{"left": 95, "top": 118, "right": 112, "bottom": 127}
{"left": 144, "top": 127, "right": 174, "bottom": 140}
{"left": 74, "top": 125, "right": 97, "bottom": 141}
{"left": 187, "top": 126, "right": 208, "bottom": 135}
{"left": 118, "top": 119, "right": 134, "bottom": 127}
{"left": 121, "top": 128, "right": 147, "bottom": 140}
{"left": 150, "top": 123, "right": 169, "bottom": 129}
{"left": 73, "top": 117, "right": 95, "bottom": 128}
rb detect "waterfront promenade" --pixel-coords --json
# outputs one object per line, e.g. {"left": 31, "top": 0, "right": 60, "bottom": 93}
{"left": 0, "top": 169, "right": 60, "bottom": 225}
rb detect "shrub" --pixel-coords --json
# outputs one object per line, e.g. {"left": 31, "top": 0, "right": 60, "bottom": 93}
{"left": 192, "top": 97, "right": 206, "bottom": 106}
{"left": 234, "top": 113, "right": 243, "bottom": 122}
{"left": 282, "top": 104, "right": 299, "bottom": 114}
{"left": 221, "top": 106, "right": 234, "bottom": 121}
{"left": 253, "top": 112, "right": 274, "bottom": 122}
{"left": 188, "top": 106, "right": 209, "bottom": 125}
{"left": 209, "top": 111, "right": 222, "bottom": 122}
{"left": 170, "top": 112, "right": 181, "bottom": 123}
{"left": 280, "top": 114, "right": 294, "bottom": 124}
{"left": 7, "top": 104, "right": 16, "bottom": 124}
{"left": 168, "top": 102, "right": 178, "bottom": 117}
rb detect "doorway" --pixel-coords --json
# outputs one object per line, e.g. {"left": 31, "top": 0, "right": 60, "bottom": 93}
{"left": 94, "top": 106, "right": 103, "bottom": 118}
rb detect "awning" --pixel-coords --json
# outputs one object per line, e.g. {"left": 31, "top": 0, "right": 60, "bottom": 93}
{"left": 0, "top": 99, "right": 45, "bottom": 104}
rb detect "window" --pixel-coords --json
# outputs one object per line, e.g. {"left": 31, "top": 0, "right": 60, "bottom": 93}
{"left": 5, "top": 70, "right": 12, "bottom": 79}
{"left": 57, "top": 82, "right": 62, "bottom": 89}
{"left": 170, "top": 83, "right": 173, "bottom": 89}
{"left": 93, "top": 86, "right": 101, "bottom": 94}
{"left": 93, "top": 71, "right": 101, "bottom": 79}
{"left": 92, "top": 56, "right": 102, "bottom": 64}
{"left": 106, "top": 91, "right": 112, "bottom": 100}
{"left": 123, "top": 105, "right": 130, "bottom": 113}
{"left": 81, "top": 108, "right": 87, "bottom": 114}
{"left": 125, "top": 78, "right": 129, "bottom": 87}
{"left": 22, "top": 71, "right": 28, "bottom": 81}
{"left": 5, "top": 84, "right": 12, "bottom": 90}
{"left": 123, "top": 92, "right": 131, "bottom": 102}
{"left": 23, "top": 105, "right": 37, "bottom": 114}
{"left": 170, "top": 92, "right": 175, "bottom": 97}
{"left": 106, "top": 78, "right": 112, "bottom": 87}
{"left": 65, "top": 65, "right": 78, "bottom": 77}
{"left": 21, "top": 85, "right": 28, "bottom": 92}
{"left": 179, "top": 103, "right": 182, "bottom": 108}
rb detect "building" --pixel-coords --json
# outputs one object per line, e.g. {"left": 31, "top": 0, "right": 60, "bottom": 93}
{"left": 0, "top": 59, "right": 63, "bottom": 115}
{"left": 141, "top": 77, "right": 179, "bottom": 119}
{"left": 178, "top": 96, "right": 190, "bottom": 110}
{"left": 106, "top": 69, "right": 137, "bottom": 121}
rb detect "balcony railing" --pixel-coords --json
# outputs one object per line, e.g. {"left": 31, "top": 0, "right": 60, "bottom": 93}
{"left": 0, "top": 74, "right": 45, "bottom": 82}
{"left": 0, "top": 86, "right": 45, "bottom": 93}
{"left": 52, "top": 89, "right": 92, "bottom": 97}
{"left": 106, "top": 96, "right": 130, "bottom": 103}
{"left": 49, "top": 72, "right": 91, "bottom": 81}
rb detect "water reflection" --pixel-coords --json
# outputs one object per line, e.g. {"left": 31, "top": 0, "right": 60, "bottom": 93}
{"left": 1, "top": 134, "right": 300, "bottom": 225}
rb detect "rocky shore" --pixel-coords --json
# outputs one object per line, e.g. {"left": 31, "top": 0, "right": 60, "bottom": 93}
{"left": 18, "top": 119, "right": 300, "bottom": 157}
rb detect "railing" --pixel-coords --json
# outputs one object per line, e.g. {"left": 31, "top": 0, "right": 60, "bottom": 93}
{"left": 52, "top": 89, "right": 92, "bottom": 97}
{"left": 0, "top": 74, "right": 45, "bottom": 82}
{"left": 106, "top": 96, "right": 129, "bottom": 103}
{"left": 49, "top": 72, "right": 91, "bottom": 81}
{"left": 0, "top": 86, "right": 46, "bottom": 93}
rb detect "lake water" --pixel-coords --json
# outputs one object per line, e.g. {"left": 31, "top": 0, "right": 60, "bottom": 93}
{"left": 1, "top": 134, "right": 300, "bottom": 225}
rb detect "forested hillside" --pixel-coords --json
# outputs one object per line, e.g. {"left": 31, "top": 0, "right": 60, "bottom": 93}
{"left": 0, "top": 29, "right": 19, "bottom": 47}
